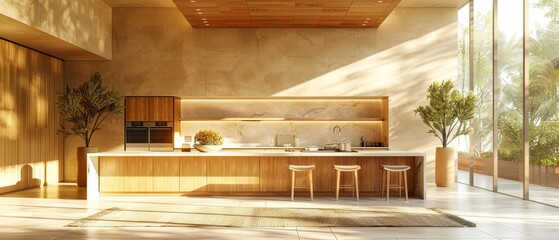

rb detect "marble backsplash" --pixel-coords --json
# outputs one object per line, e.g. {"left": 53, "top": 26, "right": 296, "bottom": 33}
{"left": 180, "top": 121, "right": 384, "bottom": 148}
{"left": 179, "top": 98, "right": 387, "bottom": 148}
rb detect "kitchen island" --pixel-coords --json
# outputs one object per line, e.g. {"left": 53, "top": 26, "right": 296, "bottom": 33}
{"left": 86, "top": 150, "right": 425, "bottom": 200}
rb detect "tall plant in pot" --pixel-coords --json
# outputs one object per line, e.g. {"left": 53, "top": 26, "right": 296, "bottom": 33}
{"left": 414, "top": 80, "right": 477, "bottom": 187}
{"left": 56, "top": 72, "right": 124, "bottom": 187}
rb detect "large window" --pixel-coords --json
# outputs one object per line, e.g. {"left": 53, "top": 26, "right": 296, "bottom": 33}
{"left": 497, "top": 0, "right": 523, "bottom": 198}
{"left": 458, "top": 0, "right": 559, "bottom": 206}
{"left": 529, "top": 0, "right": 559, "bottom": 206}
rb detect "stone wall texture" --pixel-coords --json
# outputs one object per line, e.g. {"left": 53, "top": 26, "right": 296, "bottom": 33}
{"left": 64, "top": 7, "right": 458, "bottom": 183}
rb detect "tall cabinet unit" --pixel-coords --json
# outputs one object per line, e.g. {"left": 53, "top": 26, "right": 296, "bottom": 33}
{"left": 124, "top": 96, "right": 181, "bottom": 151}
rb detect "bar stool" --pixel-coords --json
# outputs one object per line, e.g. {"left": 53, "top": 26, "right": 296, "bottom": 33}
{"left": 333, "top": 165, "right": 361, "bottom": 200}
{"left": 289, "top": 165, "right": 315, "bottom": 201}
{"left": 381, "top": 165, "right": 410, "bottom": 202}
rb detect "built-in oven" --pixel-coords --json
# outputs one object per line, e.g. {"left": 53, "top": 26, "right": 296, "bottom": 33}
{"left": 149, "top": 121, "right": 174, "bottom": 152}
{"left": 125, "top": 122, "right": 149, "bottom": 151}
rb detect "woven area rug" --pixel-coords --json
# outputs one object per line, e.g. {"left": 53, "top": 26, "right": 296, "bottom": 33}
{"left": 68, "top": 206, "right": 475, "bottom": 228}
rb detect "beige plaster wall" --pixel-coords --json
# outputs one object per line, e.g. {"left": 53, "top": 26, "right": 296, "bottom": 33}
{"left": 0, "top": 0, "right": 112, "bottom": 60}
{"left": 64, "top": 7, "right": 457, "bottom": 183}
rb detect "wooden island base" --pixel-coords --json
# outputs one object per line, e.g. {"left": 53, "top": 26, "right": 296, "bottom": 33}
{"left": 87, "top": 152, "right": 425, "bottom": 200}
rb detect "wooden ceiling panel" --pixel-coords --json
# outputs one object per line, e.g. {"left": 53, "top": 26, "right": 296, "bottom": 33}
{"left": 173, "top": 0, "right": 400, "bottom": 28}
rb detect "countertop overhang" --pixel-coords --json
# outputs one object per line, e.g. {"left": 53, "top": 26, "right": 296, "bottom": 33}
{"left": 89, "top": 150, "right": 426, "bottom": 157}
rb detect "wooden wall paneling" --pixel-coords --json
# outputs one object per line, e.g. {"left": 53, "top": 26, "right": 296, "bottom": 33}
{"left": 14, "top": 43, "right": 28, "bottom": 191}
{"left": 123, "top": 156, "right": 153, "bottom": 192}
{"left": 45, "top": 57, "right": 63, "bottom": 185}
{"left": 99, "top": 156, "right": 124, "bottom": 192}
{"left": 150, "top": 97, "right": 174, "bottom": 121}
{"left": 0, "top": 40, "right": 6, "bottom": 194}
{"left": 289, "top": 157, "right": 318, "bottom": 192}
{"left": 236, "top": 156, "right": 260, "bottom": 192}
{"left": 259, "top": 157, "right": 290, "bottom": 192}
{"left": 28, "top": 49, "right": 45, "bottom": 188}
{"left": 0, "top": 40, "right": 62, "bottom": 193}
{"left": 179, "top": 156, "right": 207, "bottom": 192}
{"left": 125, "top": 96, "right": 151, "bottom": 121}
{"left": 153, "top": 156, "right": 180, "bottom": 192}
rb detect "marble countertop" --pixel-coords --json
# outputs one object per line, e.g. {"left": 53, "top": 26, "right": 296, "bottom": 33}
{"left": 89, "top": 150, "right": 425, "bottom": 157}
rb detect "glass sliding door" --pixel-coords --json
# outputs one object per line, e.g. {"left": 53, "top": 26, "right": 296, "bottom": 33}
{"left": 457, "top": 2, "right": 472, "bottom": 185}
{"left": 471, "top": 0, "right": 494, "bottom": 190}
{"left": 528, "top": 0, "right": 559, "bottom": 206}
{"left": 496, "top": 0, "right": 524, "bottom": 198}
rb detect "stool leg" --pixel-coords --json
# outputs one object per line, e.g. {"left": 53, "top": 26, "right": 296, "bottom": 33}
{"left": 354, "top": 170, "right": 359, "bottom": 201}
{"left": 309, "top": 170, "right": 314, "bottom": 201}
{"left": 380, "top": 169, "right": 385, "bottom": 198}
{"left": 335, "top": 170, "right": 340, "bottom": 201}
{"left": 404, "top": 170, "right": 408, "bottom": 201}
{"left": 386, "top": 170, "right": 390, "bottom": 202}
{"left": 398, "top": 172, "right": 402, "bottom": 197}
{"left": 291, "top": 170, "right": 295, "bottom": 201}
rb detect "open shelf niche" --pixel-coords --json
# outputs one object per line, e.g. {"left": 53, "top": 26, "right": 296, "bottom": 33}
{"left": 179, "top": 96, "right": 389, "bottom": 148}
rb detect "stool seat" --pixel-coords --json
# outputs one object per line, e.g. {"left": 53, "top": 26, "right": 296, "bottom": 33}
{"left": 381, "top": 164, "right": 410, "bottom": 202}
{"left": 334, "top": 165, "right": 361, "bottom": 171}
{"left": 289, "top": 165, "right": 316, "bottom": 171}
{"left": 334, "top": 165, "right": 361, "bottom": 200}
{"left": 289, "top": 165, "right": 315, "bottom": 201}
{"left": 383, "top": 165, "right": 410, "bottom": 171}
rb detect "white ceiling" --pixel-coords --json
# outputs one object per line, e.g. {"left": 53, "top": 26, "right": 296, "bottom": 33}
{"left": 102, "top": 0, "right": 469, "bottom": 8}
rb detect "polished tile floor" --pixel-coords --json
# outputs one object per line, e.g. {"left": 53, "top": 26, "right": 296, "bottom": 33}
{"left": 0, "top": 183, "right": 558, "bottom": 239}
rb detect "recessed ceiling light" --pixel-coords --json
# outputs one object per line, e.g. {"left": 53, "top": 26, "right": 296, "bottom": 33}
{"left": 196, "top": 9, "right": 201, "bottom": 11}
{"left": 378, "top": 0, "right": 384, "bottom": 2}
{"left": 202, "top": 18, "right": 207, "bottom": 20}
{"left": 364, "top": 21, "right": 369, "bottom": 23}
{"left": 366, "top": 18, "right": 371, "bottom": 20}
{"left": 362, "top": 23, "right": 367, "bottom": 26}
{"left": 197, "top": 12, "right": 203, "bottom": 14}
{"left": 190, "top": 0, "right": 196, "bottom": 2}
{"left": 205, "top": 24, "right": 210, "bottom": 26}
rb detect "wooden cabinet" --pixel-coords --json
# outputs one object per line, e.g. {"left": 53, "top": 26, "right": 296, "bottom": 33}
{"left": 125, "top": 96, "right": 177, "bottom": 122}
{"left": 97, "top": 155, "right": 419, "bottom": 197}
{"left": 125, "top": 97, "right": 151, "bottom": 121}
{"left": 179, "top": 157, "right": 207, "bottom": 192}
{"left": 123, "top": 156, "right": 153, "bottom": 192}
{"left": 207, "top": 156, "right": 260, "bottom": 192}
{"left": 153, "top": 157, "right": 180, "bottom": 192}
{"left": 99, "top": 157, "right": 124, "bottom": 192}
{"left": 259, "top": 157, "right": 291, "bottom": 192}
{"left": 150, "top": 97, "right": 175, "bottom": 121}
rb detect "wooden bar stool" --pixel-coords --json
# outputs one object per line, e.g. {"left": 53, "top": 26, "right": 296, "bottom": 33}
{"left": 289, "top": 165, "right": 315, "bottom": 201}
{"left": 381, "top": 165, "right": 410, "bottom": 202}
{"left": 334, "top": 165, "right": 361, "bottom": 200}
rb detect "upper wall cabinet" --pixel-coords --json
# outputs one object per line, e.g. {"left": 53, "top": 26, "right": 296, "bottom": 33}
{"left": 125, "top": 96, "right": 177, "bottom": 122}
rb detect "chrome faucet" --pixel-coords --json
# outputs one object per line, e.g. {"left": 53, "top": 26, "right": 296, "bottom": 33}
{"left": 333, "top": 125, "right": 341, "bottom": 135}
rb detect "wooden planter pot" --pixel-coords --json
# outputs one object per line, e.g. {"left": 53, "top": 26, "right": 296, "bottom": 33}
{"left": 435, "top": 147, "right": 455, "bottom": 187}
{"left": 77, "top": 146, "right": 98, "bottom": 187}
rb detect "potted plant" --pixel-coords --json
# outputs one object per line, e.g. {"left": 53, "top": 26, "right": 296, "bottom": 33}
{"left": 414, "top": 80, "right": 477, "bottom": 187}
{"left": 56, "top": 72, "right": 124, "bottom": 187}
{"left": 194, "top": 129, "right": 224, "bottom": 152}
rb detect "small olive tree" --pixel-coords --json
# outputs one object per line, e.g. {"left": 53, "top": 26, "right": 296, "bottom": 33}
{"left": 414, "top": 80, "right": 477, "bottom": 147}
{"left": 56, "top": 72, "right": 124, "bottom": 147}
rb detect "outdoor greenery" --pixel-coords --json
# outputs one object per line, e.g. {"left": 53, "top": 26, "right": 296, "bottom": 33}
{"left": 459, "top": 1, "right": 559, "bottom": 167}
{"left": 415, "top": 80, "right": 477, "bottom": 148}
{"left": 56, "top": 72, "right": 124, "bottom": 147}
{"left": 194, "top": 129, "right": 224, "bottom": 145}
